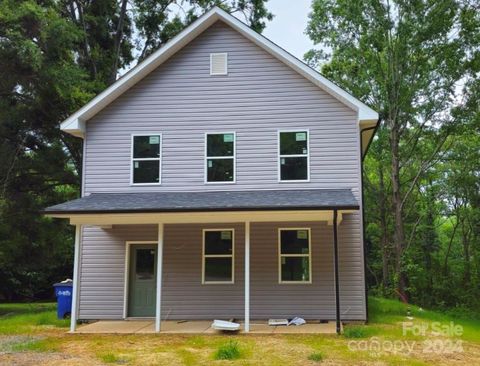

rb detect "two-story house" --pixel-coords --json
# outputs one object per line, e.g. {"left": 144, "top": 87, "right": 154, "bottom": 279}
{"left": 45, "top": 7, "right": 378, "bottom": 334}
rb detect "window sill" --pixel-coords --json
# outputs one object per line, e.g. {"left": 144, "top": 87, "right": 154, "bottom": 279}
{"left": 130, "top": 183, "right": 162, "bottom": 186}
{"left": 278, "top": 179, "right": 310, "bottom": 183}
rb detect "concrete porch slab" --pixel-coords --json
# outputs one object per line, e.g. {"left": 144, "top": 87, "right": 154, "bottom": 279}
{"left": 273, "top": 322, "right": 337, "bottom": 333}
{"left": 76, "top": 320, "right": 154, "bottom": 334}
{"left": 76, "top": 320, "right": 338, "bottom": 334}
{"left": 161, "top": 321, "right": 212, "bottom": 333}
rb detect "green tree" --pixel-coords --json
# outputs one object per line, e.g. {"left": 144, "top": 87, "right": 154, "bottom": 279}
{"left": 0, "top": 0, "right": 90, "bottom": 299}
{"left": 0, "top": 0, "right": 272, "bottom": 300}
{"left": 305, "top": 0, "right": 477, "bottom": 301}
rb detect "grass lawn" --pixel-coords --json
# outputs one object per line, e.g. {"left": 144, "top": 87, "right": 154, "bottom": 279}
{"left": 0, "top": 298, "right": 479, "bottom": 365}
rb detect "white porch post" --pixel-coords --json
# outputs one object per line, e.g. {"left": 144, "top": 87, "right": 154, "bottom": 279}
{"left": 244, "top": 221, "right": 250, "bottom": 333}
{"left": 155, "top": 223, "right": 164, "bottom": 332}
{"left": 70, "top": 224, "right": 82, "bottom": 333}
{"left": 332, "top": 210, "right": 341, "bottom": 334}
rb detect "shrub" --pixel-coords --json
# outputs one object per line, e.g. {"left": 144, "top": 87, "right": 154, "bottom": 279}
{"left": 214, "top": 340, "right": 242, "bottom": 360}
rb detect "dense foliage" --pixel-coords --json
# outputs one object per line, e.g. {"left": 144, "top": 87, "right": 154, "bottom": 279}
{"left": 0, "top": 0, "right": 272, "bottom": 300}
{"left": 306, "top": 0, "right": 479, "bottom": 312}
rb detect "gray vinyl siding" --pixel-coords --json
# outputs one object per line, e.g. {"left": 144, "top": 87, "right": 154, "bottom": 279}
{"left": 250, "top": 219, "right": 365, "bottom": 320}
{"left": 78, "top": 219, "right": 365, "bottom": 321}
{"left": 78, "top": 20, "right": 366, "bottom": 321}
{"left": 83, "top": 20, "right": 360, "bottom": 196}
{"left": 162, "top": 223, "right": 245, "bottom": 320}
{"left": 78, "top": 225, "right": 158, "bottom": 319}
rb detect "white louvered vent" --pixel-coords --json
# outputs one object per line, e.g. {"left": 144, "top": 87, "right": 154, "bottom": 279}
{"left": 210, "top": 53, "right": 228, "bottom": 75}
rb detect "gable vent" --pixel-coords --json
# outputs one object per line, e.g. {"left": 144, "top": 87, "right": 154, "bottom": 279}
{"left": 210, "top": 53, "right": 228, "bottom": 75}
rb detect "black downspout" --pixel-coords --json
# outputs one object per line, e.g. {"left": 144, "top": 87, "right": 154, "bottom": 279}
{"left": 333, "top": 208, "right": 341, "bottom": 334}
{"left": 360, "top": 121, "right": 381, "bottom": 324}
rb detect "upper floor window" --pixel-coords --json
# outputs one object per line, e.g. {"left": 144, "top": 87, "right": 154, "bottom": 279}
{"left": 279, "top": 228, "right": 311, "bottom": 283}
{"left": 278, "top": 131, "right": 309, "bottom": 181}
{"left": 131, "top": 134, "right": 161, "bottom": 185}
{"left": 205, "top": 133, "right": 235, "bottom": 183}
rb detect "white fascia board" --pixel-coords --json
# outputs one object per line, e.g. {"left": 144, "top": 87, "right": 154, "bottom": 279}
{"left": 63, "top": 119, "right": 86, "bottom": 138}
{"left": 60, "top": 7, "right": 378, "bottom": 138}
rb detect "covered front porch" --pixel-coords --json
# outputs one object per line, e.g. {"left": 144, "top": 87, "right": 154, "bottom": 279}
{"left": 45, "top": 189, "right": 365, "bottom": 335}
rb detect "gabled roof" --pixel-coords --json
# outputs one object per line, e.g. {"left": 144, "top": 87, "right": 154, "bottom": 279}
{"left": 44, "top": 189, "right": 359, "bottom": 214}
{"left": 61, "top": 6, "right": 378, "bottom": 138}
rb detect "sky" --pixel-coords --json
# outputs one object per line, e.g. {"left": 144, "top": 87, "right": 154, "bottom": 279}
{"left": 262, "top": 0, "right": 315, "bottom": 60}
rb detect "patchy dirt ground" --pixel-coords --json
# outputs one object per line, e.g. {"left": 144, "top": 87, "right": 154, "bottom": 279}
{"left": 2, "top": 300, "right": 479, "bottom": 365}
{"left": 0, "top": 330, "right": 479, "bottom": 366}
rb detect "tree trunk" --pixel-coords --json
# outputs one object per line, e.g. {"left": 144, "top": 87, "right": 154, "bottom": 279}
{"left": 378, "top": 163, "right": 389, "bottom": 293}
{"left": 109, "top": 0, "right": 128, "bottom": 84}
{"left": 462, "top": 221, "right": 471, "bottom": 284}
{"left": 390, "top": 121, "right": 408, "bottom": 302}
{"left": 72, "top": 0, "right": 97, "bottom": 78}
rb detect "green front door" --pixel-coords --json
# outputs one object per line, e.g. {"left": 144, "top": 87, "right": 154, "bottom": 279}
{"left": 128, "top": 245, "right": 157, "bottom": 317}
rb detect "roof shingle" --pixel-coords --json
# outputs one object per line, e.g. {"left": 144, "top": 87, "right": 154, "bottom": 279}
{"left": 44, "top": 189, "right": 359, "bottom": 214}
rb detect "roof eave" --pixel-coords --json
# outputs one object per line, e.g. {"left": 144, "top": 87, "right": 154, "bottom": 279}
{"left": 44, "top": 204, "right": 360, "bottom": 216}
{"left": 61, "top": 118, "right": 85, "bottom": 138}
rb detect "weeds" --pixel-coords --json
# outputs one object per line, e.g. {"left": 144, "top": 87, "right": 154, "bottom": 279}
{"left": 343, "top": 326, "right": 369, "bottom": 338}
{"left": 214, "top": 340, "right": 242, "bottom": 360}
{"left": 308, "top": 351, "right": 324, "bottom": 362}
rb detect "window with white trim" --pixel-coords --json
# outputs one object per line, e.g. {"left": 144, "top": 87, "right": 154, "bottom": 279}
{"left": 206, "top": 133, "right": 235, "bottom": 183}
{"left": 132, "top": 134, "right": 161, "bottom": 184}
{"left": 279, "top": 131, "right": 309, "bottom": 181}
{"left": 279, "top": 229, "right": 311, "bottom": 283}
{"left": 203, "top": 229, "right": 234, "bottom": 283}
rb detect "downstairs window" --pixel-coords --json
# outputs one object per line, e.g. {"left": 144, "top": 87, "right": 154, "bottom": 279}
{"left": 279, "top": 228, "right": 311, "bottom": 283}
{"left": 203, "top": 229, "right": 234, "bottom": 284}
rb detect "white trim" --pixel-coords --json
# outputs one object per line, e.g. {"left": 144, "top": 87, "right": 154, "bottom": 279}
{"left": 244, "top": 221, "right": 250, "bottom": 332}
{"left": 210, "top": 52, "right": 228, "bottom": 75}
{"left": 357, "top": 121, "right": 368, "bottom": 317}
{"left": 57, "top": 210, "right": 357, "bottom": 226}
{"left": 278, "top": 228, "right": 312, "bottom": 284}
{"left": 156, "top": 224, "right": 164, "bottom": 332}
{"left": 204, "top": 132, "right": 236, "bottom": 184}
{"left": 277, "top": 130, "right": 310, "bottom": 182}
{"left": 59, "top": 7, "right": 378, "bottom": 138}
{"left": 70, "top": 225, "right": 82, "bottom": 332}
{"left": 202, "top": 228, "right": 235, "bottom": 284}
{"left": 123, "top": 241, "right": 158, "bottom": 320}
{"left": 81, "top": 130, "right": 87, "bottom": 197}
{"left": 130, "top": 133, "right": 162, "bottom": 186}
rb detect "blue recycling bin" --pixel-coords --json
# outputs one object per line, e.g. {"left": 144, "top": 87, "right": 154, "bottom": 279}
{"left": 53, "top": 281, "right": 73, "bottom": 319}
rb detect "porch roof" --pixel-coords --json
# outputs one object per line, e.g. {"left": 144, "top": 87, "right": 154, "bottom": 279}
{"left": 44, "top": 189, "right": 359, "bottom": 215}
